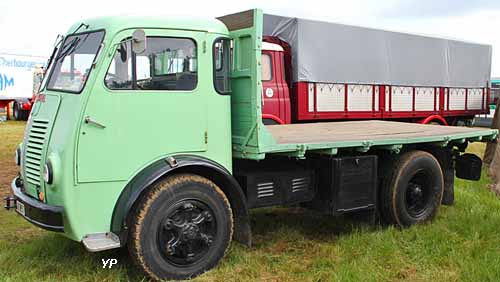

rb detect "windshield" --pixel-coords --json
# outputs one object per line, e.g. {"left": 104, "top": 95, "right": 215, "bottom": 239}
{"left": 47, "top": 31, "right": 105, "bottom": 93}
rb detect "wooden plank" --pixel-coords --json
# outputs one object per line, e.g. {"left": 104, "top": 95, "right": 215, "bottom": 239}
{"left": 486, "top": 101, "right": 500, "bottom": 195}
{"left": 489, "top": 139, "right": 500, "bottom": 197}
{"left": 266, "top": 120, "right": 494, "bottom": 145}
{"left": 484, "top": 100, "right": 500, "bottom": 165}
{"left": 217, "top": 10, "right": 254, "bottom": 31}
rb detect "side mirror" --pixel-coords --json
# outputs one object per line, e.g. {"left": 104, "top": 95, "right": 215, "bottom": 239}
{"left": 118, "top": 43, "right": 128, "bottom": 63}
{"left": 132, "top": 29, "right": 147, "bottom": 54}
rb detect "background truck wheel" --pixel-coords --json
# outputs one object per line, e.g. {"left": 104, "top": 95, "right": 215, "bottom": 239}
{"left": 13, "top": 102, "right": 29, "bottom": 121}
{"left": 380, "top": 151, "right": 444, "bottom": 227}
{"left": 128, "top": 174, "right": 233, "bottom": 281}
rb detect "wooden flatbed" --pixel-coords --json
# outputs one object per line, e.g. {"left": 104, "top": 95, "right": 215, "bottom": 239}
{"left": 266, "top": 121, "right": 496, "bottom": 145}
{"left": 232, "top": 120, "right": 498, "bottom": 160}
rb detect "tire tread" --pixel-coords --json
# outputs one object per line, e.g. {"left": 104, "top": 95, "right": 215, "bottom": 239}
{"left": 128, "top": 173, "right": 233, "bottom": 280}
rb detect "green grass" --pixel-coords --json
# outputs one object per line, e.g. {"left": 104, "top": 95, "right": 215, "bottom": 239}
{"left": 1, "top": 123, "right": 500, "bottom": 282}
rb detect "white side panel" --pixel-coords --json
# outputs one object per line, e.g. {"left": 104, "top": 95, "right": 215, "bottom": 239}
{"left": 436, "top": 89, "right": 440, "bottom": 110}
{"left": 483, "top": 88, "right": 487, "bottom": 109}
{"left": 385, "top": 86, "right": 390, "bottom": 112}
{"left": 374, "top": 87, "right": 380, "bottom": 111}
{"left": 449, "top": 88, "right": 466, "bottom": 110}
{"left": 316, "top": 83, "right": 345, "bottom": 112}
{"left": 415, "top": 87, "right": 435, "bottom": 111}
{"left": 391, "top": 87, "right": 413, "bottom": 111}
{"left": 467, "top": 88, "right": 483, "bottom": 110}
{"left": 347, "top": 85, "right": 374, "bottom": 111}
{"left": 308, "top": 83, "right": 315, "bottom": 112}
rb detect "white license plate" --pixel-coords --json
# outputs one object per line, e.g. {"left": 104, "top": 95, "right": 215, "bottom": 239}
{"left": 16, "top": 201, "right": 25, "bottom": 216}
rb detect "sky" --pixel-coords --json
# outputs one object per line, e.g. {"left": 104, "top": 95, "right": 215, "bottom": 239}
{"left": 0, "top": 0, "right": 499, "bottom": 76}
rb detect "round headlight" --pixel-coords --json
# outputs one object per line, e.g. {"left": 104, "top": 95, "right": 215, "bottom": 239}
{"left": 43, "top": 162, "right": 53, "bottom": 185}
{"left": 15, "top": 148, "right": 21, "bottom": 166}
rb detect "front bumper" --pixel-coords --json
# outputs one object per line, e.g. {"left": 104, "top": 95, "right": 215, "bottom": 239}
{"left": 5, "top": 177, "right": 64, "bottom": 232}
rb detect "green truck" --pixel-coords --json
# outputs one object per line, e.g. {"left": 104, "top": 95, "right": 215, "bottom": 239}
{"left": 4, "top": 9, "right": 498, "bottom": 280}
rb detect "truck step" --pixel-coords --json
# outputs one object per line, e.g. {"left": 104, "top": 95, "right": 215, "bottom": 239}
{"left": 82, "top": 232, "right": 121, "bottom": 252}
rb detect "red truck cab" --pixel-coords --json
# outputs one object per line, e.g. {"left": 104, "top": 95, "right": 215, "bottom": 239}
{"left": 261, "top": 41, "right": 291, "bottom": 125}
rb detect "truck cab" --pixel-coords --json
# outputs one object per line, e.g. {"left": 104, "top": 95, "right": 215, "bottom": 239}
{"left": 9, "top": 15, "right": 235, "bottom": 245}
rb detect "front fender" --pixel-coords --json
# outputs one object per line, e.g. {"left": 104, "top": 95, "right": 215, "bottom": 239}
{"left": 111, "top": 155, "right": 251, "bottom": 246}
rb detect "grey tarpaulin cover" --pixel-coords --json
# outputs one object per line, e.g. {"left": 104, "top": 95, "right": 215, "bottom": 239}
{"left": 263, "top": 14, "right": 492, "bottom": 88}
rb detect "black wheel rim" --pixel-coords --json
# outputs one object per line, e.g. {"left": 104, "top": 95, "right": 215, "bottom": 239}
{"left": 157, "top": 199, "right": 217, "bottom": 266}
{"left": 405, "top": 170, "right": 433, "bottom": 218}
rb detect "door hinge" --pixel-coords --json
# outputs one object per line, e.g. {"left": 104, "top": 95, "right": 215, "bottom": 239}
{"left": 204, "top": 131, "right": 208, "bottom": 144}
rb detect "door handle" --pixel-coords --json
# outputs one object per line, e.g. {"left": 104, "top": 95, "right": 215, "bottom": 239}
{"left": 84, "top": 116, "right": 106, "bottom": 129}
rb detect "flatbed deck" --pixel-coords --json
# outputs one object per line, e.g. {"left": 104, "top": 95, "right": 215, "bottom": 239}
{"left": 231, "top": 120, "right": 499, "bottom": 159}
{"left": 266, "top": 121, "right": 496, "bottom": 145}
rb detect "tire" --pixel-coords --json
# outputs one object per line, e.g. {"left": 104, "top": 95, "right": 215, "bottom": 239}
{"left": 13, "top": 102, "right": 28, "bottom": 121}
{"left": 380, "top": 151, "right": 444, "bottom": 227}
{"left": 128, "top": 174, "right": 233, "bottom": 281}
{"left": 12, "top": 102, "right": 19, "bottom": 121}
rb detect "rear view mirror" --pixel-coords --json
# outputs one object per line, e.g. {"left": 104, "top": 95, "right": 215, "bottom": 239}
{"left": 132, "top": 29, "right": 147, "bottom": 54}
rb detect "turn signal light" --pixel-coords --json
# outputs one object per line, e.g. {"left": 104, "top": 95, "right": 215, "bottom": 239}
{"left": 38, "top": 191, "right": 45, "bottom": 202}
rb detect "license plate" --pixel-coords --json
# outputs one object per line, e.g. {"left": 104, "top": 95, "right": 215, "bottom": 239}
{"left": 16, "top": 201, "right": 25, "bottom": 216}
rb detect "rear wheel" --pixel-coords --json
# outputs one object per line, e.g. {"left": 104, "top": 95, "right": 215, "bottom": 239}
{"left": 380, "top": 151, "right": 444, "bottom": 227}
{"left": 128, "top": 174, "right": 233, "bottom": 281}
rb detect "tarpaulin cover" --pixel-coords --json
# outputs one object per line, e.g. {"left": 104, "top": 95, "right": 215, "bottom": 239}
{"left": 263, "top": 14, "right": 492, "bottom": 88}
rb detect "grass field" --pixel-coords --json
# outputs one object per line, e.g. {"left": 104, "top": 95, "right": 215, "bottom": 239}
{"left": 1, "top": 122, "right": 500, "bottom": 282}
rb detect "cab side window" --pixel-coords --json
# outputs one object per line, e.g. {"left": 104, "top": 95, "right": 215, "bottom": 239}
{"left": 105, "top": 37, "right": 197, "bottom": 91}
{"left": 105, "top": 41, "right": 133, "bottom": 89}
{"left": 213, "top": 38, "right": 232, "bottom": 94}
{"left": 261, "top": 54, "right": 272, "bottom": 81}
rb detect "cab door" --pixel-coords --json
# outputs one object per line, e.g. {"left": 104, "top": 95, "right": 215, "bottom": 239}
{"left": 77, "top": 29, "right": 208, "bottom": 182}
{"left": 261, "top": 49, "right": 291, "bottom": 124}
{"left": 261, "top": 51, "right": 282, "bottom": 124}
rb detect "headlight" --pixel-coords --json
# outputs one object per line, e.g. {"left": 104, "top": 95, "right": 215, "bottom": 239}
{"left": 43, "top": 161, "right": 54, "bottom": 185}
{"left": 15, "top": 147, "right": 21, "bottom": 166}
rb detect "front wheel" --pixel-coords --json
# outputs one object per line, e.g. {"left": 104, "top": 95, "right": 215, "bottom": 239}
{"left": 128, "top": 174, "right": 233, "bottom": 281}
{"left": 380, "top": 150, "right": 444, "bottom": 227}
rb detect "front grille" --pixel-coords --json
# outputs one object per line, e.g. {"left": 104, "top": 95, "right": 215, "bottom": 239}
{"left": 24, "top": 119, "right": 49, "bottom": 185}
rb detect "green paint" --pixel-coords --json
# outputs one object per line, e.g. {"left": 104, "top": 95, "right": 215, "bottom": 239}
{"left": 16, "top": 10, "right": 499, "bottom": 243}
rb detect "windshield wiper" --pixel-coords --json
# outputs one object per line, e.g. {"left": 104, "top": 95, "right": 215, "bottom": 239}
{"left": 55, "top": 37, "right": 81, "bottom": 61}
{"left": 54, "top": 22, "right": 89, "bottom": 61}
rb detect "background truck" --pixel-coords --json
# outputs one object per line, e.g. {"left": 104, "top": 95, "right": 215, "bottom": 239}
{"left": 258, "top": 14, "right": 492, "bottom": 126}
{"left": 0, "top": 54, "right": 46, "bottom": 120}
{"left": 4, "top": 9, "right": 498, "bottom": 281}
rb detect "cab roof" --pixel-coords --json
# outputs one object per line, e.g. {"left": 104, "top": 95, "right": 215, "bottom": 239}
{"left": 67, "top": 15, "right": 229, "bottom": 36}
